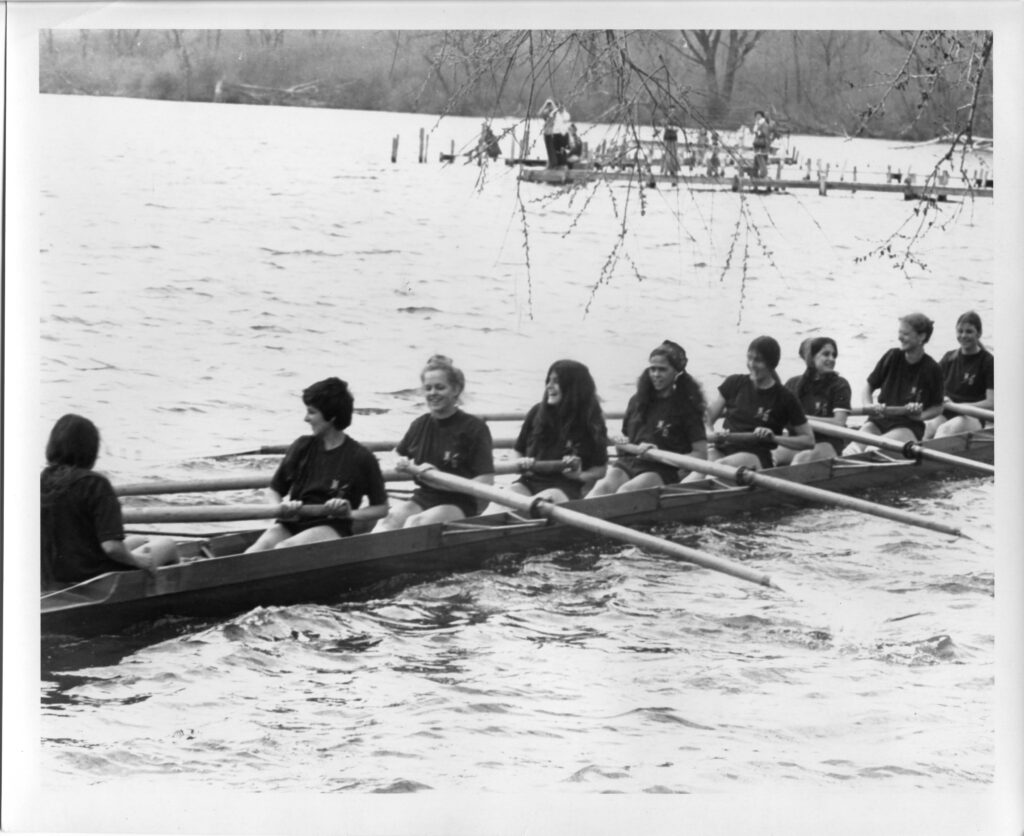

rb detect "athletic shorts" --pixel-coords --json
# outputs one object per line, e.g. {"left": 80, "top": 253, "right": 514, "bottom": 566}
{"left": 612, "top": 456, "right": 680, "bottom": 485}
{"left": 867, "top": 417, "right": 925, "bottom": 441}
{"left": 515, "top": 474, "right": 583, "bottom": 501}
{"left": 411, "top": 487, "right": 480, "bottom": 519}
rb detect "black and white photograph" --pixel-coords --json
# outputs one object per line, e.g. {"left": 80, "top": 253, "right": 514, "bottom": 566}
{"left": 4, "top": 3, "right": 1022, "bottom": 834}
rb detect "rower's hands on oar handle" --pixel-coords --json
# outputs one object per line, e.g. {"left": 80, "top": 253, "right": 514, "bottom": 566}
{"left": 867, "top": 402, "right": 920, "bottom": 417}
{"left": 709, "top": 429, "right": 772, "bottom": 449}
{"left": 324, "top": 498, "right": 352, "bottom": 518}
{"left": 394, "top": 456, "right": 413, "bottom": 473}
{"left": 278, "top": 499, "right": 304, "bottom": 519}
{"left": 516, "top": 457, "right": 583, "bottom": 475}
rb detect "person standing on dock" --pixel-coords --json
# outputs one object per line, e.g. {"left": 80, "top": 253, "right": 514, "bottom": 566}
{"left": 552, "top": 101, "right": 572, "bottom": 167}
{"left": 245, "top": 378, "right": 389, "bottom": 552}
{"left": 752, "top": 110, "right": 772, "bottom": 178}
{"left": 924, "top": 310, "right": 994, "bottom": 439}
{"left": 703, "top": 336, "right": 815, "bottom": 470}
{"left": 484, "top": 359, "right": 608, "bottom": 513}
{"left": 40, "top": 414, "right": 180, "bottom": 589}
{"left": 774, "top": 337, "right": 852, "bottom": 465}
{"left": 844, "top": 313, "right": 945, "bottom": 454}
{"left": 478, "top": 122, "right": 501, "bottom": 162}
{"left": 565, "top": 124, "right": 584, "bottom": 167}
{"left": 588, "top": 340, "right": 707, "bottom": 495}
{"left": 374, "top": 355, "right": 495, "bottom": 529}
{"left": 660, "top": 112, "right": 681, "bottom": 177}
{"left": 539, "top": 98, "right": 558, "bottom": 168}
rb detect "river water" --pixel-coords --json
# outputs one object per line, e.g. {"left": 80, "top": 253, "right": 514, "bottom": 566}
{"left": 7, "top": 94, "right": 1016, "bottom": 833}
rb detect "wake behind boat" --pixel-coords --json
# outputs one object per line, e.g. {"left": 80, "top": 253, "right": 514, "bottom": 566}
{"left": 42, "top": 426, "right": 993, "bottom": 637}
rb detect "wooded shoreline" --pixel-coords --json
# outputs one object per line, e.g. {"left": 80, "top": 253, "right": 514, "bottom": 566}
{"left": 39, "top": 29, "right": 993, "bottom": 142}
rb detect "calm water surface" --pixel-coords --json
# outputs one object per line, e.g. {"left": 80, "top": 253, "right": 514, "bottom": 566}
{"left": 26, "top": 96, "right": 997, "bottom": 808}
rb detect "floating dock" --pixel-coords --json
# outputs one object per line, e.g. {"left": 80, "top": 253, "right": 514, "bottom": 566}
{"left": 518, "top": 166, "right": 993, "bottom": 200}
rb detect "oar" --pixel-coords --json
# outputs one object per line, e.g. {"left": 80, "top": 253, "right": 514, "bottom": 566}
{"left": 121, "top": 503, "right": 334, "bottom": 524}
{"left": 806, "top": 419, "right": 994, "bottom": 476}
{"left": 218, "top": 437, "right": 523, "bottom": 457}
{"left": 849, "top": 404, "right": 994, "bottom": 422}
{"left": 403, "top": 462, "right": 776, "bottom": 589}
{"left": 115, "top": 460, "right": 574, "bottom": 497}
{"left": 619, "top": 444, "right": 970, "bottom": 539}
{"left": 944, "top": 402, "right": 993, "bottom": 422}
{"left": 208, "top": 411, "right": 628, "bottom": 459}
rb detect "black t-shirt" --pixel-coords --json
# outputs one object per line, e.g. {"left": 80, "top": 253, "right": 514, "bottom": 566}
{"left": 784, "top": 372, "right": 852, "bottom": 453}
{"left": 867, "top": 348, "right": 944, "bottom": 409}
{"left": 271, "top": 435, "right": 388, "bottom": 534}
{"left": 939, "top": 347, "right": 994, "bottom": 403}
{"left": 715, "top": 374, "right": 808, "bottom": 465}
{"left": 621, "top": 391, "right": 705, "bottom": 454}
{"left": 41, "top": 466, "right": 128, "bottom": 586}
{"left": 719, "top": 374, "right": 808, "bottom": 435}
{"left": 513, "top": 402, "right": 608, "bottom": 497}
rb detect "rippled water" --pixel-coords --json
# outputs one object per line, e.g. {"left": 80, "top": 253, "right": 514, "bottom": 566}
{"left": 9, "top": 94, "right": 1007, "bottom": 830}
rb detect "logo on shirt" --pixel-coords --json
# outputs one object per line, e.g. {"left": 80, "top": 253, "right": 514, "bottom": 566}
{"left": 756, "top": 407, "right": 772, "bottom": 424}
{"left": 961, "top": 371, "right": 977, "bottom": 385}
{"left": 655, "top": 419, "right": 672, "bottom": 438}
{"left": 442, "top": 449, "right": 461, "bottom": 469}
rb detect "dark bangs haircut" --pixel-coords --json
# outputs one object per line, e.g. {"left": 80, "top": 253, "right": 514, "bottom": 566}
{"left": 302, "top": 377, "right": 354, "bottom": 430}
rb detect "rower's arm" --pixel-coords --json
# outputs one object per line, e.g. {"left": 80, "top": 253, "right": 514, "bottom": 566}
{"left": 704, "top": 394, "right": 726, "bottom": 436}
{"left": 350, "top": 503, "right": 389, "bottom": 523}
{"left": 774, "top": 422, "right": 815, "bottom": 451}
{"left": 861, "top": 382, "right": 877, "bottom": 408}
{"left": 101, "top": 539, "right": 151, "bottom": 571}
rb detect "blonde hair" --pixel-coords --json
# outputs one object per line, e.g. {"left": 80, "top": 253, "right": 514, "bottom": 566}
{"left": 421, "top": 354, "right": 465, "bottom": 394}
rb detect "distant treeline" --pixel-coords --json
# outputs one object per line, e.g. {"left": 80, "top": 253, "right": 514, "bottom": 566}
{"left": 39, "top": 29, "right": 993, "bottom": 140}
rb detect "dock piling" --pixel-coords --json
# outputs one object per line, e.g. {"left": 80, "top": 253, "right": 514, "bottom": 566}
{"left": 391, "top": 135, "right": 399, "bottom": 163}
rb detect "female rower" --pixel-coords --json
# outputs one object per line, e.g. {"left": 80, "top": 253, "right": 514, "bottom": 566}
{"left": 844, "top": 312, "right": 944, "bottom": 454}
{"left": 373, "top": 355, "right": 495, "bottom": 530}
{"left": 703, "top": 335, "right": 814, "bottom": 470}
{"left": 485, "top": 359, "right": 608, "bottom": 512}
{"left": 774, "top": 336, "right": 852, "bottom": 465}
{"left": 245, "top": 377, "right": 389, "bottom": 552}
{"left": 587, "top": 340, "right": 707, "bottom": 495}
{"left": 41, "top": 414, "right": 179, "bottom": 589}
{"left": 924, "top": 310, "right": 994, "bottom": 439}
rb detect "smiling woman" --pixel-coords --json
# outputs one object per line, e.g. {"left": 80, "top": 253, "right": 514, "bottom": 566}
{"left": 373, "top": 355, "right": 495, "bottom": 530}
{"left": 244, "top": 377, "right": 389, "bottom": 552}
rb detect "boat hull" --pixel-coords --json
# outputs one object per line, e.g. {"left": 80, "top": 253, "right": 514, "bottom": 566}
{"left": 41, "top": 430, "right": 994, "bottom": 636}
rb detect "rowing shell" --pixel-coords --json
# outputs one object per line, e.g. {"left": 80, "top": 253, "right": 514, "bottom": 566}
{"left": 41, "top": 428, "right": 993, "bottom": 636}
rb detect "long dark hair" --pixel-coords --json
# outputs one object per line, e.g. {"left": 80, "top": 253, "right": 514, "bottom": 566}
{"left": 795, "top": 337, "right": 838, "bottom": 398}
{"left": 635, "top": 340, "right": 706, "bottom": 420}
{"left": 531, "top": 359, "right": 606, "bottom": 451}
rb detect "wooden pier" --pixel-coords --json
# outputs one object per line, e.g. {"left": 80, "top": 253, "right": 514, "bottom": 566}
{"left": 518, "top": 166, "right": 993, "bottom": 200}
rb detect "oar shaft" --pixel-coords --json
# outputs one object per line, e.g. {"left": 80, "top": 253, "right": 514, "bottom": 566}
{"left": 408, "top": 464, "right": 773, "bottom": 588}
{"left": 121, "top": 503, "right": 332, "bottom": 524}
{"left": 116, "top": 459, "right": 573, "bottom": 497}
{"left": 944, "top": 402, "right": 994, "bottom": 421}
{"left": 849, "top": 404, "right": 994, "bottom": 422}
{"left": 807, "top": 420, "right": 994, "bottom": 476}
{"left": 620, "top": 444, "right": 965, "bottom": 538}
